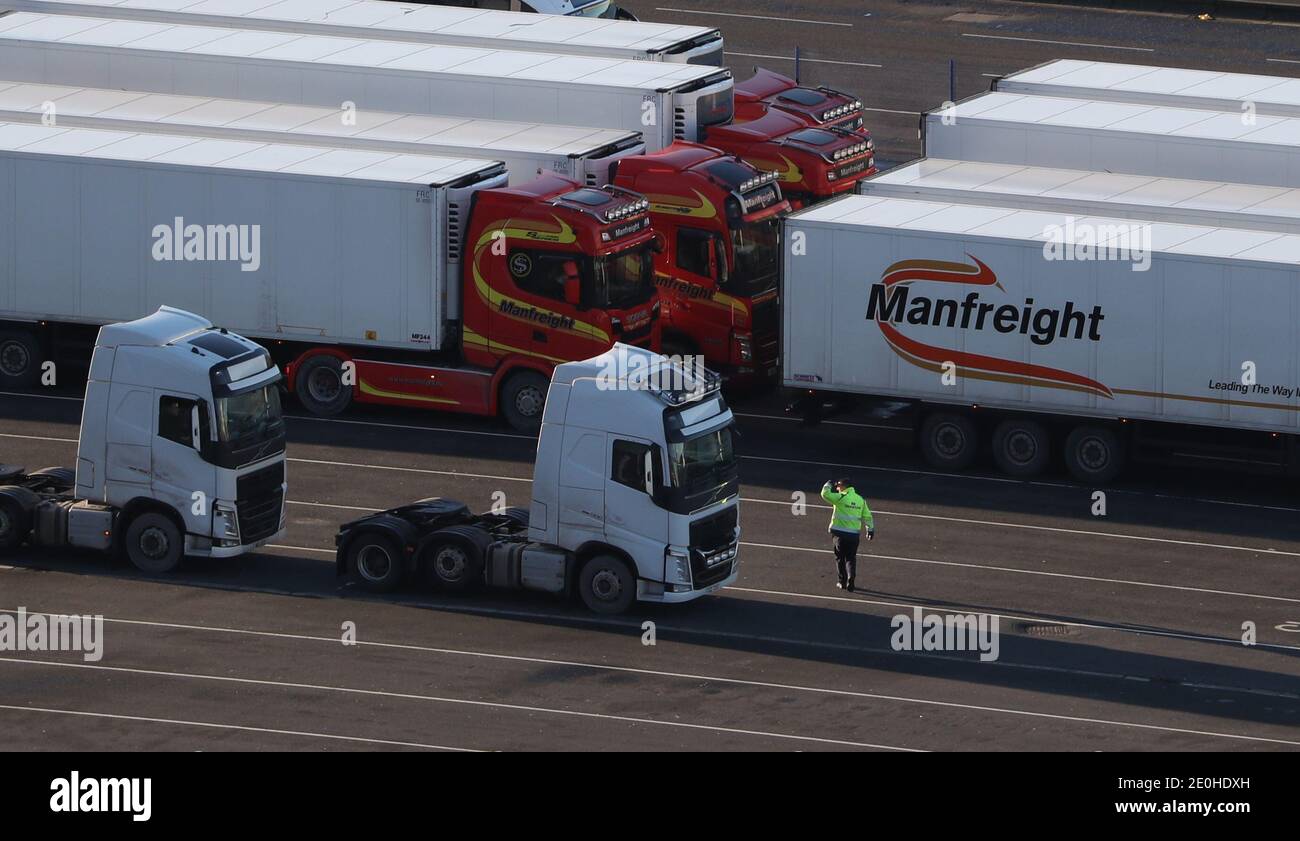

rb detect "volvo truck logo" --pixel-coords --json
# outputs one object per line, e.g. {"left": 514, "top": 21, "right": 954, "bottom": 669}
{"left": 866, "top": 256, "right": 1113, "bottom": 398}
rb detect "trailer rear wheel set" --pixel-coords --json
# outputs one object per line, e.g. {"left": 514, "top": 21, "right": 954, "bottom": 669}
{"left": 918, "top": 409, "right": 1126, "bottom": 484}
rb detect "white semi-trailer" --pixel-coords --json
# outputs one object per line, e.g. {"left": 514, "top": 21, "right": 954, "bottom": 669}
{"left": 860, "top": 158, "right": 1300, "bottom": 234}
{"left": 922, "top": 92, "right": 1300, "bottom": 189}
{"left": 783, "top": 195, "right": 1300, "bottom": 482}
{"left": 336, "top": 344, "right": 741, "bottom": 614}
{"left": 0, "top": 307, "right": 287, "bottom": 572}
{"left": 0, "top": 11, "right": 734, "bottom": 152}
{"left": 0, "top": 79, "right": 645, "bottom": 186}
{"left": 4, "top": 0, "right": 720, "bottom": 63}
{"left": 994, "top": 59, "right": 1300, "bottom": 119}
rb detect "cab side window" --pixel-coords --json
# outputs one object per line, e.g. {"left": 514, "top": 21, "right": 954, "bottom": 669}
{"left": 676, "top": 228, "right": 713, "bottom": 277}
{"left": 611, "top": 439, "right": 651, "bottom": 493}
{"left": 158, "top": 396, "right": 197, "bottom": 448}
{"left": 509, "top": 250, "right": 570, "bottom": 301}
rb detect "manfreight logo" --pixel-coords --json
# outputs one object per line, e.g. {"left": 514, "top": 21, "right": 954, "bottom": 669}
{"left": 497, "top": 300, "right": 575, "bottom": 331}
{"left": 866, "top": 256, "right": 1113, "bottom": 398}
{"left": 151, "top": 216, "right": 261, "bottom": 272}
{"left": 0, "top": 607, "right": 103, "bottom": 662}
{"left": 50, "top": 772, "right": 151, "bottom": 822}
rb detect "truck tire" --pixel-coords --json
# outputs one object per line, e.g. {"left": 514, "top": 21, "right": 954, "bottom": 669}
{"left": 1064, "top": 425, "right": 1125, "bottom": 485}
{"left": 294, "top": 353, "right": 353, "bottom": 416}
{"left": 578, "top": 554, "right": 636, "bottom": 615}
{"left": 0, "top": 330, "right": 41, "bottom": 388}
{"left": 500, "top": 370, "right": 549, "bottom": 433}
{"left": 918, "top": 412, "right": 979, "bottom": 471}
{"left": 347, "top": 532, "right": 405, "bottom": 593}
{"left": 501, "top": 506, "right": 530, "bottom": 530}
{"left": 992, "top": 419, "right": 1051, "bottom": 479}
{"left": 0, "top": 494, "right": 32, "bottom": 552}
{"left": 124, "top": 512, "right": 184, "bottom": 574}
{"left": 29, "top": 466, "right": 76, "bottom": 493}
{"left": 421, "top": 526, "right": 490, "bottom": 591}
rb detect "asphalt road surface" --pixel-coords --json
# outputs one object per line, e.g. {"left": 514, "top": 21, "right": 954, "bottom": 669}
{"left": 2, "top": 1, "right": 1300, "bottom": 752}
{"left": 619, "top": 0, "right": 1300, "bottom": 167}
{"left": 2, "top": 381, "right": 1298, "bottom": 751}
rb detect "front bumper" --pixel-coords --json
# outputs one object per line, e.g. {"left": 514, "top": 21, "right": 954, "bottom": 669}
{"left": 636, "top": 564, "right": 739, "bottom": 604}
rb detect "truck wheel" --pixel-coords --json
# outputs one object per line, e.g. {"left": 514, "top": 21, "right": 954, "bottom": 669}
{"left": 124, "top": 512, "right": 184, "bottom": 574}
{"left": 918, "top": 412, "right": 979, "bottom": 471}
{"left": 347, "top": 533, "right": 405, "bottom": 593}
{"left": 0, "top": 495, "right": 32, "bottom": 552}
{"left": 0, "top": 330, "right": 41, "bottom": 388}
{"left": 579, "top": 555, "right": 636, "bottom": 615}
{"left": 500, "top": 506, "right": 530, "bottom": 530}
{"left": 992, "top": 419, "right": 1050, "bottom": 478}
{"left": 421, "top": 532, "right": 486, "bottom": 591}
{"left": 500, "top": 371, "right": 549, "bottom": 433}
{"left": 29, "top": 466, "right": 76, "bottom": 493}
{"left": 294, "top": 353, "right": 353, "bottom": 416}
{"left": 1064, "top": 425, "right": 1125, "bottom": 485}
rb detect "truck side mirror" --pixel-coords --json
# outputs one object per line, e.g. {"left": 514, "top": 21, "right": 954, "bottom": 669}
{"left": 190, "top": 404, "right": 202, "bottom": 451}
{"left": 563, "top": 260, "right": 581, "bottom": 306}
{"left": 643, "top": 451, "right": 655, "bottom": 496}
{"left": 651, "top": 232, "right": 666, "bottom": 255}
{"left": 713, "top": 238, "right": 729, "bottom": 287}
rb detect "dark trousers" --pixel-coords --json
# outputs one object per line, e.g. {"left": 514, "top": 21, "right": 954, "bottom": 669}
{"left": 832, "top": 531, "right": 860, "bottom": 585}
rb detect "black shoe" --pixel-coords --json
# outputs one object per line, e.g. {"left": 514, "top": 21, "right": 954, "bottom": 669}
{"left": 846, "top": 582, "right": 856, "bottom": 593}
{"left": 836, "top": 580, "right": 846, "bottom": 590}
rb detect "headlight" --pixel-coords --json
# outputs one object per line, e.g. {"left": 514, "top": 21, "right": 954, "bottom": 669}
{"left": 213, "top": 502, "right": 240, "bottom": 541}
{"left": 665, "top": 548, "right": 692, "bottom": 585}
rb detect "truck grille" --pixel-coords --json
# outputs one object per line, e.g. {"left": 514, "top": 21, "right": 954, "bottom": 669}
{"left": 236, "top": 461, "right": 284, "bottom": 544}
{"left": 689, "top": 505, "right": 738, "bottom": 587}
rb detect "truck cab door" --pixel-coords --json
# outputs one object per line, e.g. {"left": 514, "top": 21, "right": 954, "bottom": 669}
{"left": 103, "top": 384, "right": 154, "bottom": 493}
{"left": 152, "top": 391, "right": 216, "bottom": 539}
{"left": 604, "top": 437, "right": 669, "bottom": 579}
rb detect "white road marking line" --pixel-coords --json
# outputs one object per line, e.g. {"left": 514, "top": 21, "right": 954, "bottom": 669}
{"left": 961, "top": 33, "right": 1154, "bottom": 52}
{"left": 724, "top": 51, "right": 881, "bottom": 68}
{"left": 1266, "top": 58, "right": 1300, "bottom": 64}
{"left": 0, "top": 703, "right": 477, "bottom": 751}
{"left": 744, "top": 540, "right": 1300, "bottom": 605}
{"left": 0, "top": 657, "right": 917, "bottom": 752}
{"left": 0, "top": 389, "right": 82, "bottom": 401}
{"left": 5, "top": 614, "right": 1296, "bottom": 745}
{"left": 862, "top": 107, "right": 922, "bottom": 115}
{"left": 656, "top": 7, "right": 851, "bottom": 26}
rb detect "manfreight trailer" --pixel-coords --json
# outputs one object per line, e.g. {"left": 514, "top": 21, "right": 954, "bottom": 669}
{"left": 994, "top": 59, "right": 1300, "bottom": 119}
{"left": 0, "top": 120, "right": 661, "bottom": 430}
{"left": 922, "top": 92, "right": 1300, "bottom": 188}
{"left": 783, "top": 194, "right": 1300, "bottom": 482}
{"left": 860, "top": 158, "right": 1300, "bottom": 234}
{"left": 0, "top": 11, "right": 733, "bottom": 152}
{"left": 0, "top": 79, "right": 645, "bottom": 186}
{"left": 3, "top": 0, "right": 724, "bottom": 63}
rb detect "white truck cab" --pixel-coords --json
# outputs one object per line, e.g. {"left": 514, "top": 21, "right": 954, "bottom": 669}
{"left": 0, "top": 307, "right": 287, "bottom": 572}
{"left": 336, "top": 344, "right": 740, "bottom": 613}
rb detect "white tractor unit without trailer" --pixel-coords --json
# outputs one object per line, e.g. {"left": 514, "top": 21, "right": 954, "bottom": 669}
{"left": 0, "top": 308, "right": 288, "bottom": 572}
{"left": 335, "top": 345, "right": 742, "bottom": 614}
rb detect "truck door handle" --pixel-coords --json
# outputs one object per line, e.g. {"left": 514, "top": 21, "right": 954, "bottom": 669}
{"left": 533, "top": 330, "right": 546, "bottom": 343}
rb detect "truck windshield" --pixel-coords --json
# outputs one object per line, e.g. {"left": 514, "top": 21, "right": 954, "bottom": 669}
{"left": 589, "top": 245, "right": 655, "bottom": 309}
{"left": 668, "top": 425, "right": 737, "bottom": 491}
{"left": 727, "top": 217, "right": 780, "bottom": 297}
{"left": 216, "top": 384, "right": 283, "bottom": 446}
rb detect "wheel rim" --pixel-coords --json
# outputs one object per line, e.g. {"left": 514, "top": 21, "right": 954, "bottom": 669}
{"left": 0, "top": 340, "right": 31, "bottom": 377}
{"left": 1004, "top": 429, "right": 1039, "bottom": 465}
{"left": 307, "top": 366, "right": 342, "bottom": 404}
{"left": 138, "top": 526, "right": 171, "bottom": 560}
{"left": 933, "top": 422, "right": 968, "bottom": 458}
{"left": 434, "top": 545, "right": 468, "bottom": 582}
{"left": 514, "top": 385, "right": 545, "bottom": 419}
{"left": 1077, "top": 436, "right": 1110, "bottom": 472}
{"left": 590, "top": 568, "right": 624, "bottom": 602}
{"left": 357, "top": 544, "right": 392, "bottom": 582}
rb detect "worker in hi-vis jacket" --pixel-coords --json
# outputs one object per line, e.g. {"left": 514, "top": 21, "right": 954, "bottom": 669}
{"left": 820, "top": 478, "right": 874, "bottom": 592}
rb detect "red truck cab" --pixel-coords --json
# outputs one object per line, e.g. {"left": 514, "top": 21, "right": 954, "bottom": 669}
{"left": 611, "top": 142, "right": 789, "bottom": 381}
{"left": 735, "top": 69, "right": 868, "bottom": 134}
{"left": 705, "top": 108, "right": 875, "bottom": 210}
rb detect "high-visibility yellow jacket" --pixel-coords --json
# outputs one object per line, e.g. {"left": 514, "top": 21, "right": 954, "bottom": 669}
{"left": 820, "top": 482, "right": 873, "bottom": 535}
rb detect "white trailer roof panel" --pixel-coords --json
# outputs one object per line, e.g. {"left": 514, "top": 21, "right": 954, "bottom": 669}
{"left": 4, "top": 0, "right": 721, "bottom": 59}
{"left": 0, "top": 118, "right": 500, "bottom": 184}
{"left": 944, "top": 92, "right": 1300, "bottom": 150}
{"left": 0, "top": 80, "right": 638, "bottom": 157}
{"left": 0, "top": 11, "right": 717, "bottom": 91}
{"left": 791, "top": 195, "right": 1300, "bottom": 267}
{"left": 997, "top": 59, "right": 1300, "bottom": 117}
{"left": 866, "top": 159, "right": 1300, "bottom": 231}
